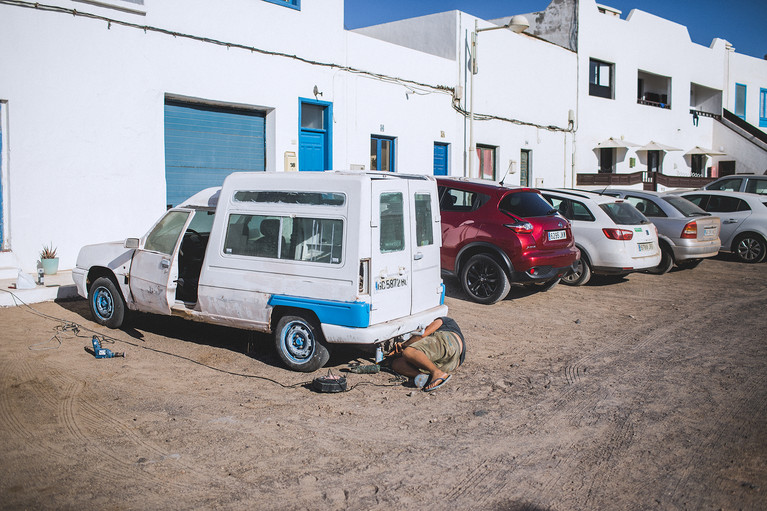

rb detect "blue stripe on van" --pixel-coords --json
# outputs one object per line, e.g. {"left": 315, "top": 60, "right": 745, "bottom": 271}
{"left": 268, "top": 295, "right": 371, "bottom": 328}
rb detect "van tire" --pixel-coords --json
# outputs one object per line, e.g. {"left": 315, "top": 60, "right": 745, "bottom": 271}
{"left": 274, "top": 315, "right": 330, "bottom": 372}
{"left": 460, "top": 254, "right": 511, "bottom": 305}
{"left": 88, "top": 276, "right": 126, "bottom": 329}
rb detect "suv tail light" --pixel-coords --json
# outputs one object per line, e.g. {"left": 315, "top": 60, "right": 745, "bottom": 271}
{"left": 681, "top": 221, "right": 697, "bottom": 239}
{"left": 505, "top": 221, "right": 534, "bottom": 234}
{"left": 602, "top": 228, "right": 633, "bottom": 240}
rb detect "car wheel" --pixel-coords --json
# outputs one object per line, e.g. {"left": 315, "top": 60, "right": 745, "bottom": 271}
{"left": 88, "top": 276, "right": 126, "bottom": 329}
{"left": 274, "top": 314, "right": 330, "bottom": 372}
{"left": 647, "top": 246, "right": 674, "bottom": 275}
{"left": 561, "top": 257, "right": 592, "bottom": 286}
{"left": 733, "top": 233, "right": 767, "bottom": 263}
{"left": 460, "top": 254, "right": 511, "bottom": 305}
{"left": 677, "top": 258, "right": 702, "bottom": 270}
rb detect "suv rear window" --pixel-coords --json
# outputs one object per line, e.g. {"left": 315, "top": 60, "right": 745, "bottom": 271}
{"left": 600, "top": 202, "right": 648, "bottom": 225}
{"left": 499, "top": 191, "right": 554, "bottom": 218}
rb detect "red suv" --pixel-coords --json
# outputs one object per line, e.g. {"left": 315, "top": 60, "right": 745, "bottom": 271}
{"left": 437, "top": 178, "right": 579, "bottom": 304}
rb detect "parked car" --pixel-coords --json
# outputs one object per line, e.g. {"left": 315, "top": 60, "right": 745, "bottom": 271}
{"left": 74, "top": 171, "right": 448, "bottom": 372}
{"left": 598, "top": 189, "right": 720, "bottom": 273}
{"left": 677, "top": 190, "right": 767, "bottom": 263}
{"left": 436, "top": 178, "right": 579, "bottom": 304}
{"left": 702, "top": 174, "right": 767, "bottom": 196}
{"left": 539, "top": 189, "right": 661, "bottom": 286}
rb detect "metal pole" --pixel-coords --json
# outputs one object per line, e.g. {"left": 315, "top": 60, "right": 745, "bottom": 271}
{"left": 468, "top": 20, "right": 477, "bottom": 179}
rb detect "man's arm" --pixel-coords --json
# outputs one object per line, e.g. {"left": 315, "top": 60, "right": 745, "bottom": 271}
{"left": 390, "top": 318, "right": 443, "bottom": 355}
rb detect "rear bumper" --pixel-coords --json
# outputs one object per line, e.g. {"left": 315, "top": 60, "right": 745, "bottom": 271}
{"left": 321, "top": 304, "right": 449, "bottom": 345}
{"left": 510, "top": 259, "right": 579, "bottom": 283}
{"left": 670, "top": 238, "right": 720, "bottom": 261}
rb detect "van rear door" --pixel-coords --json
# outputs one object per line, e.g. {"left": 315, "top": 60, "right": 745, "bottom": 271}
{"left": 370, "top": 180, "right": 412, "bottom": 324}
{"left": 409, "top": 179, "right": 442, "bottom": 314}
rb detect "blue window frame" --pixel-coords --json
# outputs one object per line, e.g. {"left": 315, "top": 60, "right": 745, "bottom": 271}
{"left": 263, "top": 0, "right": 300, "bottom": 10}
{"left": 760, "top": 88, "right": 767, "bottom": 127}
{"left": 371, "top": 136, "right": 395, "bottom": 172}
{"left": 734, "top": 83, "right": 747, "bottom": 120}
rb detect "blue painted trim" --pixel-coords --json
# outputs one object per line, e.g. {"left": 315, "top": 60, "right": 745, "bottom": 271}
{"left": 371, "top": 135, "right": 396, "bottom": 172}
{"left": 298, "top": 97, "right": 333, "bottom": 171}
{"left": 269, "top": 295, "right": 370, "bottom": 328}
{"left": 440, "top": 283, "right": 446, "bottom": 305}
{"left": 263, "top": 0, "right": 300, "bottom": 10}
{"left": 760, "top": 88, "right": 767, "bottom": 128}
{"left": 735, "top": 83, "right": 747, "bottom": 120}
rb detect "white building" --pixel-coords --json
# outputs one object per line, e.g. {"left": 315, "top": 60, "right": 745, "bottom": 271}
{"left": 1, "top": 0, "right": 765, "bottom": 276}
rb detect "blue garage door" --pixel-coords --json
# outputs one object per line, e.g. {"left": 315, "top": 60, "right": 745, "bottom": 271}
{"left": 164, "top": 100, "right": 266, "bottom": 207}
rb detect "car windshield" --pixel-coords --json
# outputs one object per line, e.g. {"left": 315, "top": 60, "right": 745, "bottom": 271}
{"left": 499, "top": 191, "right": 556, "bottom": 218}
{"left": 599, "top": 202, "right": 649, "bottom": 225}
{"left": 662, "top": 196, "right": 708, "bottom": 218}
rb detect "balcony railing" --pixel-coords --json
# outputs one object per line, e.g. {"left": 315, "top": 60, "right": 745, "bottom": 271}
{"left": 577, "top": 171, "right": 716, "bottom": 190}
{"left": 637, "top": 98, "right": 671, "bottom": 109}
{"left": 689, "top": 108, "right": 721, "bottom": 120}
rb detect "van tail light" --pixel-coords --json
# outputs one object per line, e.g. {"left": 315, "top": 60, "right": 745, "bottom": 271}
{"left": 681, "top": 221, "right": 698, "bottom": 239}
{"left": 505, "top": 221, "right": 534, "bottom": 234}
{"left": 359, "top": 259, "right": 370, "bottom": 294}
{"left": 602, "top": 228, "right": 633, "bottom": 240}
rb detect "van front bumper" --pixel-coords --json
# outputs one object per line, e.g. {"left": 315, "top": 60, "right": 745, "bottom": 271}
{"left": 321, "top": 304, "right": 449, "bottom": 345}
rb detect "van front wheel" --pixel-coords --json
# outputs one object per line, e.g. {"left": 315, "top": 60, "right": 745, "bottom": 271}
{"left": 274, "top": 315, "right": 330, "bottom": 372}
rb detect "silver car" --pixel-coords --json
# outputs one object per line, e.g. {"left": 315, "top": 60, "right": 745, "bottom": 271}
{"left": 703, "top": 175, "right": 767, "bottom": 196}
{"left": 678, "top": 190, "right": 767, "bottom": 263}
{"left": 600, "top": 189, "right": 721, "bottom": 273}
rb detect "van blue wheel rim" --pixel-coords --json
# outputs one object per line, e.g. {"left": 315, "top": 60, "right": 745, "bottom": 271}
{"left": 281, "top": 321, "right": 314, "bottom": 362}
{"left": 93, "top": 286, "right": 114, "bottom": 320}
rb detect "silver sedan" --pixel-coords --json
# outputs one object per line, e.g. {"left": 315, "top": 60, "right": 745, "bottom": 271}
{"left": 600, "top": 189, "right": 721, "bottom": 273}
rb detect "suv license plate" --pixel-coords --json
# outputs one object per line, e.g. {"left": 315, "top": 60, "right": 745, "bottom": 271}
{"left": 548, "top": 230, "right": 566, "bottom": 241}
{"left": 638, "top": 242, "right": 654, "bottom": 252}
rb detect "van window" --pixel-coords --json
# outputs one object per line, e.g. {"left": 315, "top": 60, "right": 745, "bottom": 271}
{"left": 414, "top": 193, "right": 434, "bottom": 247}
{"left": 233, "top": 191, "right": 345, "bottom": 206}
{"left": 224, "top": 214, "right": 343, "bottom": 264}
{"left": 380, "top": 192, "right": 405, "bottom": 253}
{"left": 144, "top": 211, "right": 189, "bottom": 255}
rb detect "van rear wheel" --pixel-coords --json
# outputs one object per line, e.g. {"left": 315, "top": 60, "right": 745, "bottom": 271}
{"left": 274, "top": 314, "right": 330, "bottom": 372}
{"left": 460, "top": 254, "right": 511, "bottom": 305}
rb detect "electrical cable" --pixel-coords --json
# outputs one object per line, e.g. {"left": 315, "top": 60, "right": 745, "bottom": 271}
{"left": 0, "top": 288, "right": 407, "bottom": 391}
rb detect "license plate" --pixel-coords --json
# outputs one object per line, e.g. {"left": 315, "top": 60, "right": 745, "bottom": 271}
{"left": 548, "top": 230, "right": 566, "bottom": 241}
{"left": 704, "top": 226, "right": 717, "bottom": 237}
{"left": 638, "top": 242, "right": 654, "bottom": 252}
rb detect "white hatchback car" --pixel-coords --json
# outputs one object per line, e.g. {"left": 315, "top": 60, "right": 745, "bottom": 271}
{"left": 540, "top": 189, "right": 661, "bottom": 285}
{"left": 678, "top": 190, "right": 767, "bottom": 263}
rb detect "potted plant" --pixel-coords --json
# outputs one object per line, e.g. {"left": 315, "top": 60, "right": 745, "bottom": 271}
{"left": 40, "top": 243, "right": 59, "bottom": 275}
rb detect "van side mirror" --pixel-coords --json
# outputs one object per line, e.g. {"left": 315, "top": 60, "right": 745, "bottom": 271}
{"left": 124, "top": 238, "right": 140, "bottom": 249}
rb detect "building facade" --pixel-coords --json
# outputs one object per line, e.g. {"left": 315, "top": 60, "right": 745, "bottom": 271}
{"left": 1, "top": 0, "right": 765, "bottom": 274}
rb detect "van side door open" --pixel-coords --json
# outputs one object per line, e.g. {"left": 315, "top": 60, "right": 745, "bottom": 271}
{"left": 129, "top": 209, "right": 194, "bottom": 316}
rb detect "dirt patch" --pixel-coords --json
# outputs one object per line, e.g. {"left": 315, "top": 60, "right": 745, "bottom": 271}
{"left": 1, "top": 256, "right": 765, "bottom": 510}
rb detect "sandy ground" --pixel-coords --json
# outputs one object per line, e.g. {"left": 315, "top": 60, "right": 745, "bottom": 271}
{"left": 1, "top": 255, "right": 765, "bottom": 510}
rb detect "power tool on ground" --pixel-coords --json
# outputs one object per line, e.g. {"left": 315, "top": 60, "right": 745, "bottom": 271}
{"left": 91, "top": 336, "right": 124, "bottom": 359}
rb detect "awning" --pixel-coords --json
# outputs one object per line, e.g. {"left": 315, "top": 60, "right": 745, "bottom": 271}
{"left": 684, "top": 146, "right": 726, "bottom": 156}
{"left": 636, "top": 141, "right": 682, "bottom": 152}
{"left": 596, "top": 137, "right": 639, "bottom": 148}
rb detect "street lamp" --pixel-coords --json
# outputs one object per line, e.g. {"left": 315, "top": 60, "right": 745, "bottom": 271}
{"left": 468, "top": 15, "right": 529, "bottom": 179}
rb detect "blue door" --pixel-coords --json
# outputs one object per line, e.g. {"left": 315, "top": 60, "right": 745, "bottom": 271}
{"left": 371, "top": 135, "right": 395, "bottom": 171}
{"left": 433, "top": 142, "right": 448, "bottom": 176}
{"left": 164, "top": 100, "right": 265, "bottom": 208}
{"left": 299, "top": 99, "right": 332, "bottom": 171}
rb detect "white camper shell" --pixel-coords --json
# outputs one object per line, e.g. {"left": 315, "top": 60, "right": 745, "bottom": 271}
{"left": 73, "top": 172, "right": 447, "bottom": 371}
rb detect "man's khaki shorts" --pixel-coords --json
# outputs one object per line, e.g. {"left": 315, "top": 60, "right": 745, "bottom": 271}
{"left": 409, "top": 331, "right": 462, "bottom": 373}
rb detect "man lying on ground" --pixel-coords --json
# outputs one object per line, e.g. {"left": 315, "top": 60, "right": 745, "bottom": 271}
{"left": 386, "top": 317, "right": 465, "bottom": 392}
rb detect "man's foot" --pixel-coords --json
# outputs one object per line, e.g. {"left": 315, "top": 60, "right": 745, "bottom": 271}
{"left": 424, "top": 373, "right": 451, "bottom": 392}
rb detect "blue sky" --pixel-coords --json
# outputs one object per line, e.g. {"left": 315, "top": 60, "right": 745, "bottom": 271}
{"left": 344, "top": 0, "right": 767, "bottom": 60}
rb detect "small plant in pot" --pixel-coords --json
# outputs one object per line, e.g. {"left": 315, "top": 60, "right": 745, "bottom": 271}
{"left": 40, "top": 243, "right": 59, "bottom": 275}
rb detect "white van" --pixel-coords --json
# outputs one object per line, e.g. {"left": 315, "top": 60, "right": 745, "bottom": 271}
{"left": 73, "top": 171, "right": 447, "bottom": 371}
